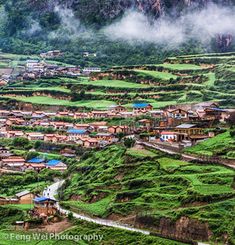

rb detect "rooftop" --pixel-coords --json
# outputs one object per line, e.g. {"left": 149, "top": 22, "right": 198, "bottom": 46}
{"left": 46, "top": 159, "right": 61, "bottom": 166}
{"left": 27, "top": 157, "right": 45, "bottom": 163}
{"left": 176, "top": 124, "right": 197, "bottom": 129}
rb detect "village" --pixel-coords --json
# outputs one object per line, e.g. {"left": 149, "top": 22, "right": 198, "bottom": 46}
{"left": 0, "top": 49, "right": 234, "bottom": 244}
{"left": 0, "top": 100, "right": 234, "bottom": 173}
{"left": 0, "top": 50, "right": 101, "bottom": 84}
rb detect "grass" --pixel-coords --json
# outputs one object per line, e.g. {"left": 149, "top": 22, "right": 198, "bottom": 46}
{"left": 134, "top": 69, "right": 178, "bottom": 80}
{"left": 160, "top": 63, "right": 203, "bottom": 70}
{"left": 11, "top": 86, "right": 70, "bottom": 93}
{"left": 78, "top": 79, "right": 150, "bottom": 88}
{"left": 158, "top": 157, "right": 189, "bottom": 170}
{"left": 185, "top": 131, "right": 235, "bottom": 159}
{"left": 62, "top": 144, "right": 235, "bottom": 244}
{"left": 126, "top": 148, "right": 157, "bottom": 158}
{"left": 62, "top": 195, "right": 114, "bottom": 217}
{"left": 4, "top": 204, "right": 34, "bottom": 211}
{"left": 3, "top": 96, "right": 116, "bottom": 109}
{"left": 205, "top": 72, "right": 216, "bottom": 86}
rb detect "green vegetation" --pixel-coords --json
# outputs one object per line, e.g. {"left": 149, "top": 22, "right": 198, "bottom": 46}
{"left": 61, "top": 145, "right": 235, "bottom": 243}
{"left": 185, "top": 131, "right": 235, "bottom": 159}
{"left": 134, "top": 70, "right": 177, "bottom": 80}
{"left": 3, "top": 96, "right": 115, "bottom": 109}
{"left": 160, "top": 63, "right": 204, "bottom": 70}
{"left": 78, "top": 79, "right": 150, "bottom": 88}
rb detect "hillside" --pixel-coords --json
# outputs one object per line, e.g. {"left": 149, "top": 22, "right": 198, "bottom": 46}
{"left": 0, "top": 1, "right": 234, "bottom": 66}
{"left": 1, "top": 52, "right": 234, "bottom": 109}
{"left": 60, "top": 145, "right": 235, "bottom": 243}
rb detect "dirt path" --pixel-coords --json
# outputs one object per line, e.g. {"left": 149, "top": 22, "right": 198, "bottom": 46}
{"left": 30, "top": 219, "right": 72, "bottom": 233}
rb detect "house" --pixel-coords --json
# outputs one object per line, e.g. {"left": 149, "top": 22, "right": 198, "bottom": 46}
{"left": 0, "top": 110, "right": 10, "bottom": 118}
{"left": 0, "top": 147, "right": 11, "bottom": 160}
{"left": 44, "top": 134, "right": 67, "bottom": 143}
{"left": 138, "top": 119, "right": 152, "bottom": 129}
{"left": 6, "top": 131, "right": 24, "bottom": 138}
{"left": 109, "top": 105, "right": 127, "bottom": 113}
{"left": 83, "top": 138, "right": 99, "bottom": 148}
{"left": 203, "top": 108, "right": 226, "bottom": 121}
{"left": 108, "top": 125, "right": 129, "bottom": 134}
{"left": 75, "top": 124, "right": 90, "bottom": 130}
{"left": 60, "top": 148, "right": 76, "bottom": 158}
{"left": 83, "top": 67, "right": 101, "bottom": 74}
{"left": 193, "top": 102, "right": 219, "bottom": 111}
{"left": 95, "top": 133, "right": 114, "bottom": 142}
{"left": 160, "top": 131, "right": 178, "bottom": 142}
{"left": 33, "top": 197, "right": 57, "bottom": 216}
{"left": 51, "top": 122, "right": 74, "bottom": 130}
{"left": 26, "top": 132, "right": 44, "bottom": 141}
{"left": 149, "top": 110, "right": 164, "bottom": 118}
{"left": 1, "top": 156, "right": 25, "bottom": 169}
{"left": 0, "top": 196, "right": 19, "bottom": 205}
{"left": 25, "top": 60, "right": 44, "bottom": 73}
{"left": 24, "top": 163, "right": 46, "bottom": 172}
{"left": 15, "top": 190, "right": 34, "bottom": 205}
{"left": 67, "top": 129, "right": 89, "bottom": 141}
{"left": 46, "top": 160, "right": 67, "bottom": 171}
{"left": 27, "top": 157, "right": 45, "bottom": 164}
{"left": 175, "top": 123, "right": 205, "bottom": 142}
{"left": 133, "top": 103, "right": 153, "bottom": 114}
{"left": 24, "top": 157, "right": 46, "bottom": 171}
{"left": 91, "top": 111, "right": 109, "bottom": 118}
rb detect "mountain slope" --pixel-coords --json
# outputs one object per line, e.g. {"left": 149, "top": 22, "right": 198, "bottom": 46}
{"left": 60, "top": 145, "right": 235, "bottom": 243}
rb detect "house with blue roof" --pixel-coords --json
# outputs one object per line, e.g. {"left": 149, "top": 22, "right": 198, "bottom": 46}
{"left": 46, "top": 159, "right": 67, "bottom": 171}
{"left": 33, "top": 196, "right": 57, "bottom": 216}
{"left": 67, "top": 128, "right": 89, "bottom": 141}
{"left": 27, "top": 157, "right": 45, "bottom": 164}
{"left": 133, "top": 102, "right": 153, "bottom": 113}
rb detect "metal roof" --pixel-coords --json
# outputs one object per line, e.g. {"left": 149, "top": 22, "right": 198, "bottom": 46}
{"left": 15, "top": 190, "right": 31, "bottom": 198}
{"left": 176, "top": 124, "right": 197, "bottom": 129}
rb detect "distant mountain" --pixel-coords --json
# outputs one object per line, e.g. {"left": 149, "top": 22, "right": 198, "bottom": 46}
{"left": 0, "top": 0, "right": 234, "bottom": 66}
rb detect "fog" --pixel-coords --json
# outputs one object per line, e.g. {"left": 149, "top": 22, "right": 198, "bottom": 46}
{"left": 103, "top": 3, "right": 235, "bottom": 47}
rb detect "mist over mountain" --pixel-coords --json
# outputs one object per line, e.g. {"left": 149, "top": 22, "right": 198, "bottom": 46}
{"left": 0, "top": 0, "right": 234, "bottom": 66}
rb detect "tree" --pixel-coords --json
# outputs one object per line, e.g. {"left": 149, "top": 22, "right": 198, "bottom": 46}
{"left": 124, "top": 138, "right": 136, "bottom": 148}
{"left": 12, "top": 137, "right": 30, "bottom": 148}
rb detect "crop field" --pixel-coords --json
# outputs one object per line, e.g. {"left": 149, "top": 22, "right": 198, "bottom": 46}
{"left": 61, "top": 145, "right": 235, "bottom": 242}
{"left": 3, "top": 96, "right": 116, "bottom": 109}
{"left": 159, "top": 63, "right": 204, "bottom": 70}
{"left": 185, "top": 131, "right": 235, "bottom": 159}
{"left": 0, "top": 52, "right": 234, "bottom": 110}
{"left": 134, "top": 69, "right": 178, "bottom": 80}
{"left": 78, "top": 79, "right": 150, "bottom": 88}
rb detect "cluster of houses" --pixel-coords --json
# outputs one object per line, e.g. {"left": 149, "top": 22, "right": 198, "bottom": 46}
{"left": 0, "top": 189, "right": 58, "bottom": 218}
{"left": 20, "top": 59, "right": 101, "bottom": 80}
{"left": 0, "top": 147, "right": 67, "bottom": 172}
{"left": 0, "top": 101, "right": 233, "bottom": 171}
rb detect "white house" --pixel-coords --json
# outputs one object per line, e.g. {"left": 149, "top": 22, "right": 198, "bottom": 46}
{"left": 160, "top": 131, "right": 177, "bottom": 142}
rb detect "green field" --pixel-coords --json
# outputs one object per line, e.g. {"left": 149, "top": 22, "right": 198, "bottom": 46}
{"left": 134, "top": 69, "right": 178, "bottom": 80}
{"left": 78, "top": 79, "right": 150, "bottom": 88}
{"left": 185, "top": 131, "right": 235, "bottom": 159}
{"left": 61, "top": 145, "right": 235, "bottom": 242}
{"left": 4, "top": 96, "right": 116, "bottom": 109}
{"left": 160, "top": 63, "right": 204, "bottom": 70}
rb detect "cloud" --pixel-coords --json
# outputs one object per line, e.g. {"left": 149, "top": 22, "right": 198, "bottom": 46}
{"left": 103, "top": 3, "right": 235, "bottom": 47}
{"left": 48, "top": 5, "right": 88, "bottom": 40}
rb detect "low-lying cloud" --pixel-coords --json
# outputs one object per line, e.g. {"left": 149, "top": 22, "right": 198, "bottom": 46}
{"left": 48, "top": 5, "right": 88, "bottom": 40}
{"left": 103, "top": 3, "right": 235, "bottom": 47}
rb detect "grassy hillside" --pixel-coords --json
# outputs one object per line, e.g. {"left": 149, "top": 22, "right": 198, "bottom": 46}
{"left": 61, "top": 145, "right": 235, "bottom": 243}
{"left": 185, "top": 131, "right": 235, "bottom": 159}
{"left": 1, "top": 52, "right": 234, "bottom": 110}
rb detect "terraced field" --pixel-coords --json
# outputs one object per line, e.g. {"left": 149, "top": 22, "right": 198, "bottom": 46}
{"left": 61, "top": 145, "right": 235, "bottom": 243}
{"left": 0, "top": 52, "right": 234, "bottom": 110}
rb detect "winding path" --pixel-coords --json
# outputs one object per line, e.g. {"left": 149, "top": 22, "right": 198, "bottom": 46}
{"left": 44, "top": 181, "right": 150, "bottom": 235}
